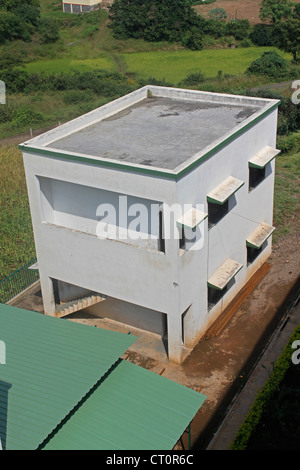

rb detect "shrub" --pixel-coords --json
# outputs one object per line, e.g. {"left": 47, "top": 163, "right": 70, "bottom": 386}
{"left": 0, "top": 104, "right": 13, "bottom": 123}
{"left": 82, "top": 25, "right": 99, "bottom": 38}
{"left": 11, "top": 105, "right": 44, "bottom": 127}
{"left": 179, "top": 71, "right": 206, "bottom": 87}
{"left": 38, "top": 17, "right": 59, "bottom": 44}
{"left": 246, "top": 51, "right": 290, "bottom": 79}
{"left": 0, "top": 68, "right": 30, "bottom": 93}
{"left": 208, "top": 8, "right": 227, "bottom": 20}
{"left": 277, "top": 131, "right": 300, "bottom": 153}
{"left": 181, "top": 29, "right": 203, "bottom": 50}
{"left": 240, "top": 38, "right": 253, "bottom": 47}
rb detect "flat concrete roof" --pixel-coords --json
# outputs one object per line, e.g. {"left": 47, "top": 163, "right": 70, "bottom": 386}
{"left": 46, "top": 96, "right": 261, "bottom": 171}
{"left": 19, "top": 86, "right": 280, "bottom": 178}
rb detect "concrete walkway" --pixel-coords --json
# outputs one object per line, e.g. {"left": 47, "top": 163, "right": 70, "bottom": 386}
{"left": 207, "top": 297, "right": 300, "bottom": 450}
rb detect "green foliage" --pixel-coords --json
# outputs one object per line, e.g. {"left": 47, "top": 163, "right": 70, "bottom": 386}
{"left": 202, "top": 18, "right": 225, "bottom": 37}
{"left": 0, "top": 104, "right": 13, "bottom": 123}
{"left": 11, "top": 105, "right": 44, "bottom": 127}
{"left": 0, "top": 12, "right": 31, "bottom": 43}
{"left": 294, "top": 4, "right": 300, "bottom": 20}
{"left": 0, "top": 68, "right": 134, "bottom": 99}
{"left": 12, "top": 4, "right": 40, "bottom": 27}
{"left": 38, "top": 17, "right": 59, "bottom": 44}
{"left": 259, "top": 0, "right": 294, "bottom": 24}
{"left": 273, "top": 18, "right": 300, "bottom": 62}
{"left": 179, "top": 70, "right": 206, "bottom": 87}
{"left": 247, "top": 88, "right": 300, "bottom": 135}
{"left": 0, "top": 51, "right": 24, "bottom": 69}
{"left": 181, "top": 28, "right": 203, "bottom": 50}
{"left": 0, "top": 0, "right": 39, "bottom": 10}
{"left": 225, "top": 19, "right": 250, "bottom": 40}
{"left": 0, "top": 68, "right": 30, "bottom": 93}
{"left": 246, "top": 50, "right": 290, "bottom": 79}
{"left": 277, "top": 131, "right": 300, "bottom": 153}
{"left": 138, "top": 76, "right": 174, "bottom": 87}
{"left": 108, "top": 0, "right": 202, "bottom": 48}
{"left": 208, "top": 8, "right": 227, "bottom": 20}
{"left": 82, "top": 25, "right": 99, "bottom": 39}
{"left": 62, "top": 89, "right": 95, "bottom": 104}
{"left": 249, "top": 23, "right": 275, "bottom": 46}
{"left": 0, "top": 0, "right": 40, "bottom": 43}
{"left": 230, "top": 323, "right": 300, "bottom": 450}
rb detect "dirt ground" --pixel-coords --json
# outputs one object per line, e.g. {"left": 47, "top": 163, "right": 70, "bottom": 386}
{"left": 194, "top": 0, "right": 300, "bottom": 24}
{"left": 194, "top": 0, "right": 263, "bottom": 24}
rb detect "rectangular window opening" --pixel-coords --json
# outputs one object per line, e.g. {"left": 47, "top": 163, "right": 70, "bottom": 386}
{"left": 249, "top": 166, "right": 265, "bottom": 191}
{"left": 247, "top": 240, "right": 267, "bottom": 265}
{"left": 208, "top": 200, "right": 228, "bottom": 229}
{"left": 158, "top": 210, "right": 165, "bottom": 253}
{"left": 208, "top": 285, "right": 228, "bottom": 311}
{"left": 179, "top": 226, "right": 186, "bottom": 250}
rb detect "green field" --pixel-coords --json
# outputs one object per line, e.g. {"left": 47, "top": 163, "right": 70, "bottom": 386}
{"left": 25, "top": 47, "right": 291, "bottom": 83}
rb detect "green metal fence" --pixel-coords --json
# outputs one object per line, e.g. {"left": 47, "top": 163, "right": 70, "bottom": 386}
{"left": 0, "top": 258, "right": 39, "bottom": 304}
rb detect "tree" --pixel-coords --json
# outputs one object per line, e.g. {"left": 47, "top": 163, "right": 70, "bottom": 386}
{"left": 273, "top": 18, "right": 300, "bottom": 62}
{"left": 108, "top": 0, "right": 201, "bottom": 46}
{"left": 0, "top": 0, "right": 39, "bottom": 11}
{"left": 259, "top": 0, "right": 293, "bottom": 24}
{"left": 293, "top": 3, "right": 300, "bottom": 20}
{"left": 0, "top": 11, "right": 31, "bottom": 43}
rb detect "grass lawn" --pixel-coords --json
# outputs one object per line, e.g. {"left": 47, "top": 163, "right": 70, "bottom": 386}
{"left": 120, "top": 47, "right": 291, "bottom": 83}
{"left": 0, "top": 145, "right": 35, "bottom": 279}
{"left": 24, "top": 47, "right": 292, "bottom": 84}
{"left": 273, "top": 144, "right": 300, "bottom": 241}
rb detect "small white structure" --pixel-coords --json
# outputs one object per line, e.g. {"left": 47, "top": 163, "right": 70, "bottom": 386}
{"left": 62, "top": 0, "right": 101, "bottom": 13}
{"left": 20, "top": 86, "right": 280, "bottom": 363}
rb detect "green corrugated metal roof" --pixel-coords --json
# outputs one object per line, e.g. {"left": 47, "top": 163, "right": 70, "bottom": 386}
{"left": 0, "top": 303, "right": 135, "bottom": 450}
{"left": 42, "top": 360, "right": 206, "bottom": 450}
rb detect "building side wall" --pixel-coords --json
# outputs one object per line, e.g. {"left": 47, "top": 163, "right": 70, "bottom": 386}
{"left": 176, "top": 108, "right": 278, "bottom": 343}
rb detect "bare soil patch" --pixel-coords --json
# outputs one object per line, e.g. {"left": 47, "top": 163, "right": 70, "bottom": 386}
{"left": 194, "top": 0, "right": 263, "bottom": 24}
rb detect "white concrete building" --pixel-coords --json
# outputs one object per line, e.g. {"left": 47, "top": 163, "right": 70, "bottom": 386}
{"left": 20, "top": 86, "right": 280, "bottom": 363}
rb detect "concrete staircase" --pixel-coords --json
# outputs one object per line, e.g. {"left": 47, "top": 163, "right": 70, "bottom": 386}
{"left": 55, "top": 294, "right": 104, "bottom": 318}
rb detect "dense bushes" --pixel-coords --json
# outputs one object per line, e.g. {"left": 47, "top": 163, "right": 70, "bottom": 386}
{"left": 246, "top": 87, "right": 300, "bottom": 136}
{"left": 0, "top": 68, "right": 134, "bottom": 97}
{"left": 249, "top": 24, "right": 275, "bottom": 46}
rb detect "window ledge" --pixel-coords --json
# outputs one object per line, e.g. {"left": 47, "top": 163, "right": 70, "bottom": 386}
{"left": 207, "top": 176, "right": 244, "bottom": 205}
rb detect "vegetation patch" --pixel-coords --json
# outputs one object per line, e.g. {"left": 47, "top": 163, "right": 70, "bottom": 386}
{"left": 231, "top": 322, "right": 300, "bottom": 450}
